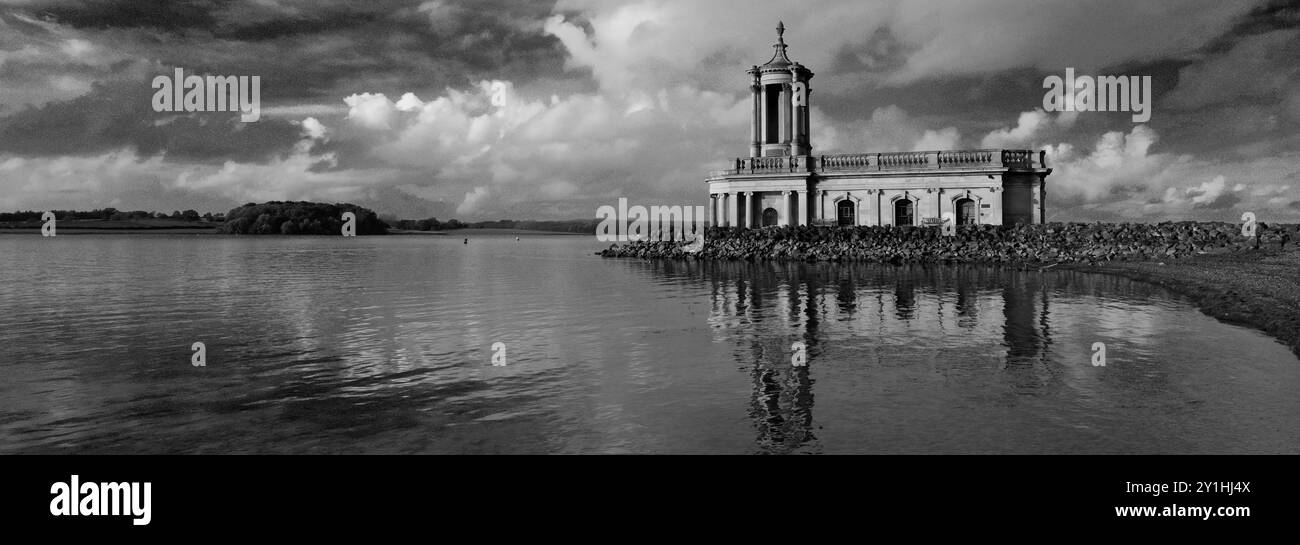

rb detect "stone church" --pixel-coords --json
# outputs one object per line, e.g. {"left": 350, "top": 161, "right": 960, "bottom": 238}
{"left": 707, "top": 22, "right": 1052, "bottom": 228}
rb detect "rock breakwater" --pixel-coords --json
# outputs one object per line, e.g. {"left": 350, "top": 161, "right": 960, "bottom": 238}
{"left": 599, "top": 222, "right": 1296, "bottom": 264}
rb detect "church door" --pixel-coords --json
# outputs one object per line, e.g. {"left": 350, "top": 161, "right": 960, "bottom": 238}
{"left": 762, "top": 207, "right": 779, "bottom": 227}
{"left": 956, "top": 198, "right": 976, "bottom": 225}
{"left": 894, "top": 199, "right": 914, "bottom": 226}
{"left": 836, "top": 200, "right": 855, "bottom": 226}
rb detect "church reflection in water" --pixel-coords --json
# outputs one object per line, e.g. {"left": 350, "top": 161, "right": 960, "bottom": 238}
{"left": 701, "top": 261, "right": 1055, "bottom": 454}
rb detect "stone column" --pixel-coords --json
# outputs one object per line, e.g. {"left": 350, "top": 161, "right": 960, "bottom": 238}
{"left": 729, "top": 192, "right": 740, "bottom": 228}
{"left": 802, "top": 88, "right": 812, "bottom": 152}
{"left": 717, "top": 193, "right": 728, "bottom": 227}
{"left": 796, "top": 190, "right": 807, "bottom": 226}
{"left": 819, "top": 190, "right": 827, "bottom": 224}
{"left": 1037, "top": 176, "right": 1046, "bottom": 224}
{"left": 781, "top": 83, "right": 792, "bottom": 145}
{"left": 750, "top": 83, "right": 761, "bottom": 157}
{"left": 791, "top": 82, "right": 802, "bottom": 154}
{"left": 1032, "top": 182, "right": 1043, "bottom": 224}
{"left": 742, "top": 192, "right": 753, "bottom": 228}
{"left": 780, "top": 191, "right": 790, "bottom": 227}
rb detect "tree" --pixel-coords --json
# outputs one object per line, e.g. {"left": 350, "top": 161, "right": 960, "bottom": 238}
{"left": 215, "top": 201, "right": 388, "bottom": 235}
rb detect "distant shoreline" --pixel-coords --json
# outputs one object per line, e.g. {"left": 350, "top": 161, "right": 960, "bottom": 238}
{"left": 402, "top": 228, "right": 587, "bottom": 236}
{"left": 0, "top": 225, "right": 589, "bottom": 236}
{"left": 0, "top": 228, "right": 218, "bottom": 234}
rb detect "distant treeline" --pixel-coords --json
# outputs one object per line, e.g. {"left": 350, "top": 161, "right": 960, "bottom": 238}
{"left": 391, "top": 218, "right": 600, "bottom": 233}
{"left": 217, "top": 201, "right": 388, "bottom": 235}
{"left": 3, "top": 205, "right": 597, "bottom": 235}
{"left": 0, "top": 208, "right": 223, "bottom": 222}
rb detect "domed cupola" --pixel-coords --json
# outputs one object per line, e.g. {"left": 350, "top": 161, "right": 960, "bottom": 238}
{"left": 746, "top": 21, "right": 814, "bottom": 158}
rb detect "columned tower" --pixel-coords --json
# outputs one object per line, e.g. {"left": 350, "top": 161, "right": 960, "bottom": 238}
{"left": 709, "top": 22, "right": 1049, "bottom": 230}
{"left": 747, "top": 21, "right": 814, "bottom": 158}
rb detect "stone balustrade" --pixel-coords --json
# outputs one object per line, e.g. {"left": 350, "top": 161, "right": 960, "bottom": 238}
{"left": 709, "top": 149, "right": 1047, "bottom": 178}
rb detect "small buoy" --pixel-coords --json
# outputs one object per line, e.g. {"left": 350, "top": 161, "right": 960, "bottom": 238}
{"left": 463, "top": 238, "right": 468, "bottom": 244}
{"left": 515, "top": 237, "right": 520, "bottom": 241}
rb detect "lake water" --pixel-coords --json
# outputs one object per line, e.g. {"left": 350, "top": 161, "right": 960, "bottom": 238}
{"left": 2, "top": 233, "right": 1297, "bottom": 454}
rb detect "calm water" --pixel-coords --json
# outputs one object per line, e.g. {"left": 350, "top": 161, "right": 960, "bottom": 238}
{"left": 1, "top": 233, "right": 1297, "bottom": 454}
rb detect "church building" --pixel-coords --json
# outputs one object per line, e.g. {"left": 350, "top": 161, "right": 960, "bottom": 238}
{"left": 707, "top": 22, "right": 1052, "bottom": 228}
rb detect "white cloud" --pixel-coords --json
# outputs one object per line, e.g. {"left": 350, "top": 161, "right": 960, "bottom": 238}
{"left": 815, "top": 105, "right": 963, "bottom": 153}
{"left": 336, "top": 77, "right": 748, "bottom": 217}
{"left": 456, "top": 186, "right": 490, "bottom": 215}
{"left": 0, "top": 141, "right": 400, "bottom": 214}
{"left": 394, "top": 92, "right": 425, "bottom": 112}
{"left": 1186, "top": 175, "right": 1229, "bottom": 206}
{"left": 1039, "top": 125, "right": 1300, "bottom": 221}
{"left": 1042, "top": 125, "right": 1168, "bottom": 206}
{"left": 173, "top": 149, "right": 393, "bottom": 204}
{"left": 299, "top": 117, "right": 328, "bottom": 141}
{"left": 912, "top": 127, "right": 962, "bottom": 151}
{"left": 344, "top": 93, "right": 397, "bottom": 130}
{"left": 980, "top": 109, "right": 1077, "bottom": 148}
{"left": 0, "top": 149, "right": 168, "bottom": 210}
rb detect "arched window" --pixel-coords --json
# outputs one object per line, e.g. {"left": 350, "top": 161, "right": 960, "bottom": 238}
{"left": 836, "top": 200, "right": 855, "bottom": 226}
{"left": 894, "top": 199, "right": 914, "bottom": 226}
{"left": 762, "top": 207, "right": 779, "bottom": 227}
{"left": 956, "top": 198, "right": 977, "bottom": 225}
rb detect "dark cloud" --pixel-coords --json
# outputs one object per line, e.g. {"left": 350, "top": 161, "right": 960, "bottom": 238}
{"left": 825, "top": 26, "right": 910, "bottom": 75}
{"left": 1200, "top": 0, "right": 1300, "bottom": 53}
{"left": 28, "top": 0, "right": 225, "bottom": 33}
{"left": 0, "top": 76, "right": 302, "bottom": 161}
{"left": 1109, "top": 183, "right": 1147, "bottom": 198}
{"left": 6, "top": 0, "right": 566, "bottom": 105}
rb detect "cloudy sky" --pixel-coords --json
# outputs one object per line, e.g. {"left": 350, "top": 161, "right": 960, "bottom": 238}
{"left": 1, "top": 0, "right": 1297, "bottom": 222}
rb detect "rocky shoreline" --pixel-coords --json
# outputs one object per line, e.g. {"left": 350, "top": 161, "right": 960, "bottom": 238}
{"left": 599, "top": 222, "right": 1295, "bottom": 265}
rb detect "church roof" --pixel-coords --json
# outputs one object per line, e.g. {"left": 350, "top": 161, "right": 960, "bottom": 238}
{"left": 752, "top": 21, "right": 811, "bottom": 77}
{"left": 761, "top": 21, "right": 793, "bottom": 69}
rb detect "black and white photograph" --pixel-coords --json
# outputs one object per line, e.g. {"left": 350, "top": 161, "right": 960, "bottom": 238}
{"left": 1, "top": 0, "right": 1297, "bottom": 529}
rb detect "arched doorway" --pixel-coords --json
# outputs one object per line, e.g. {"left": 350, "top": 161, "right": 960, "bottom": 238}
{"left": 956, "top": 198, "right": 976, "bottom": 225}
{"left": 762, "top": 207, "right": 779, "bottom": 227}
{"left": 836, "top": 200, "right": 855, "bottom": 226}
{"left": 894, "top": 199, "right": 914, "bottom": 226}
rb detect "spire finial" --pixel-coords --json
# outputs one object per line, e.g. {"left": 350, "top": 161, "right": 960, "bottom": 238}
{"left": 776, "top": 21, "right": 785, "bottom": 42}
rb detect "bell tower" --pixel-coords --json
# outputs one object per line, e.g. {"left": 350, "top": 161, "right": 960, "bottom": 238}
{"left": 747, "top": 21, "right": 814, "bottom": 158}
